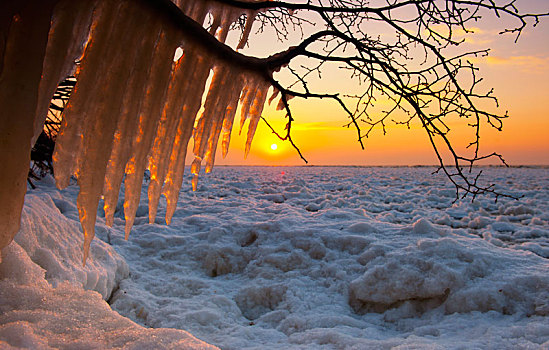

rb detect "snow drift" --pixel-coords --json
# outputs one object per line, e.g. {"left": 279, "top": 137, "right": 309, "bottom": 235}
{"left": 3, "top": 167, "right": 546, "bottom": 349}
{"left": 0, "top": 185, "right": 217, "bottom": 349}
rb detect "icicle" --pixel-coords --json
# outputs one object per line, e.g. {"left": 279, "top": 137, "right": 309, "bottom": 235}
{"left": 194, "top": 67, "right": 232, "bottom": 174}
{"left": 75, "top": 1, "right": 152, "bottom": 264}
{"left": 123, "top": 24, "right": 180, "bottom": 238}
{"left": 188, "top": 65, "right": 236, "bottom": 192}
{"left": 215, "top": 8, "right": 241, "bottom": 43}
{"left": 277, "top": 94, "right": 294, "bottom": 111}
{"left": 32, "top": 0, "right": 95, "bottom": 146}
{"left": 202, "top": 106, "right": 230, "bottom": 173}
{"left": 189, "top": 2, "right": 262, "bottom": 175}
{"left": 236, "top": 10, "right": 257, "bottom": 50}
{"left": 202, "top": 112, "right": 226, "bottom": 173}
{"left": 188, "top": 6, "right": 243, "bottom": 175}
{"left": 193, "top": 67, "right": 226, "bottom": 159}
{"left": 162, "top": 117, "right": 194, "bottom": 224}
{"left": 161, "top": 5, "right": 244, "bottom": 219}
{"left": 239, "top": 77, "right": 270, "bottom": 150}
{"left": 103, "top": 12, "right": 159, "bottom": 227}
{"left": 221, "top": 81, "right": 244, "bottom": 158}
{"left": 147, "top": 57, "right": 190, "bottom": 224}
{"left": 209, "top": 15, "right": 222, "bottom": 37}
{"left": 1, "top": 0, "right": 269, "bottom": 263}
{"left": 53, "top": 1, "right": 123, "bottom": 190}
{"left": 163, "top": 55, "right": 212, "bottom": 224}
{"left": 239, "top": 81, "right": 260, "bottom": 134}
{"left": 0, "top": 0, "right": 57, "bottom": 259}
{"left": 186, "top": 1, "right": 209, "bottom": 24}
{"left": 206, "top": 73, "right": 244, "bottom": 169}
{"left": 244, "top": 82, "right": 270, "bottom": 157}
{"left": 268, "top": 89, "right": 280, "bottom": 105}
{"left": 147, "top": 48, "right": 207, "bottom": 224}
{"left": 172, "top": 0, "right": 189, "bottom": 13}
{"left": 191, "top": 173, "right": 200, "bottom": 192}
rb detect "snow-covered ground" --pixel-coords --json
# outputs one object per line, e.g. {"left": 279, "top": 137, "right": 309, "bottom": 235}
{"left": 1, "top": 166, "right": 548, "bottom": 349}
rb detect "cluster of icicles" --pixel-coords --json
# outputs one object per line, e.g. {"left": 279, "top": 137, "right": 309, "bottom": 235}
{"left": 0, "top": 0, "right": 274, "bottom": 264}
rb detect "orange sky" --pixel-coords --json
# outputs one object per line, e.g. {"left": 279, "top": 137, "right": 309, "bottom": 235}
{"left": 201, "top": 1, "right": 549, "bottom": 166}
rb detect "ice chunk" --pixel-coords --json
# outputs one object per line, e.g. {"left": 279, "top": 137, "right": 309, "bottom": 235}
{"left": 349, "top": 237, "right": 549, "bottom": 317}
{"left": 347, "top": 222, "right": 376, "bottom": 234}
{"left": 12, "top": 193, "right": 128, "bottom": 298}
{"left": 411, "top": 218, "right": 439, "bottom": 235}
{"left": 0, "top": 193, "right": 216, "bottom": 348}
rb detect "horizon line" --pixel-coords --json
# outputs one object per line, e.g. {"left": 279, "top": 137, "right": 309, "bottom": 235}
{"left": 205, "top": 164, "right": 549, "bottom": 168}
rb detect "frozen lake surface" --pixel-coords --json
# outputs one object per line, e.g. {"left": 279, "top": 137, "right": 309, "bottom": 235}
{"left": 1, "top": 166, "right": 548, "bottom": 349}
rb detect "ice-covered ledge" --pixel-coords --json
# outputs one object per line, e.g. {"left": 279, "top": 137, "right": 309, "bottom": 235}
{"left": 0, "top": 181, "right": 217, "bottom": 349}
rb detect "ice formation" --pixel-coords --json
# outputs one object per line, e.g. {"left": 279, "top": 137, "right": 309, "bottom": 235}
{"left": 0, "top": 0, "right": 58, "bottom": 264}
{"left": 0, "top": 0, "right": 269, "bottom": 263}
{"left": 0, "top": 185, "right": 217, "bottom": 349}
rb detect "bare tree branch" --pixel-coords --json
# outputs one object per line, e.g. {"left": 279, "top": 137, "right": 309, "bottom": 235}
{"left": 143, "top": 0, "right": 548, "bottom": 200}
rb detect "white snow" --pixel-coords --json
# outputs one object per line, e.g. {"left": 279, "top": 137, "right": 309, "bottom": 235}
{"left": 1, "top": 166, "right": 549, "bottom": 349}
{"left": 0, "top": 179, "right": 217, "bottom": 349}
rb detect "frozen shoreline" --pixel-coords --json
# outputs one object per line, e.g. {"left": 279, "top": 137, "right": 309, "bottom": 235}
{"left": 1, "top": 166, "right": 548, "bottom": 349}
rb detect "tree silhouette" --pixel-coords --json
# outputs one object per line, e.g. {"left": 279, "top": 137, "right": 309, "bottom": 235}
{"left": 160, "top": 0, "right": 546, "bottom": 200}
{"left": 1, "top": 0, "right": 547, "bottom": 261}
{"left": 28, "top": 77, "right": 75, "bottom": 187}
{"left": 30, "top": 0, "right": 548, "bottom": 199}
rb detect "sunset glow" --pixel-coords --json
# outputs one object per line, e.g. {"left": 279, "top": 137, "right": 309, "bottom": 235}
{"left": 212, "top": 4, "right": 549, "bottom": 167}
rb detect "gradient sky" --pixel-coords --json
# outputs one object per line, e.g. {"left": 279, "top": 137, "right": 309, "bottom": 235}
{"left": 206, "top": 0, "right": 549, "bottom": 166}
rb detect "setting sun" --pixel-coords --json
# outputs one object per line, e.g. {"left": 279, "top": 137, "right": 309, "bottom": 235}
{"left": 270, "top": 143, "right": 278, "bottom": 151}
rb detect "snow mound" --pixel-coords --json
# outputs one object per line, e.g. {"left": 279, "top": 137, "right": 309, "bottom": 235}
{"left": 411, "top": 218, "right": 439, "bottom": 235}
{"left": 0, "top": 272, "right": 217, "bottom": 349}
{"left": 349, "top": 237, "right": 549, "bottom": 318}
{"left": 503, "top": 204, "right": 534, "bottom": 216}
{"left": 290, "top": 237, "right": 326, "bottom": 259}
{"left": 347, "top": 222, "right": 376, "bottom": 234}
{"left": 0, "top": 192, "right": 217, "bottom": 349}
{"left": 13, "top": 193, "right": 128, "bottom": 299}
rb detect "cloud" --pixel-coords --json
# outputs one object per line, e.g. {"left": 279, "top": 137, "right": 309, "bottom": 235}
{"left": 463, "top": 36, "right": 494, "bottom": 45}
{"left": 424, "top": 25, "right": 495, "bottom": 46}
{"left": 468, "top": 53, "right": 549, "bottom": 71}
{"left": 484, "top": 55, "right": 549, "bottom": 70}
